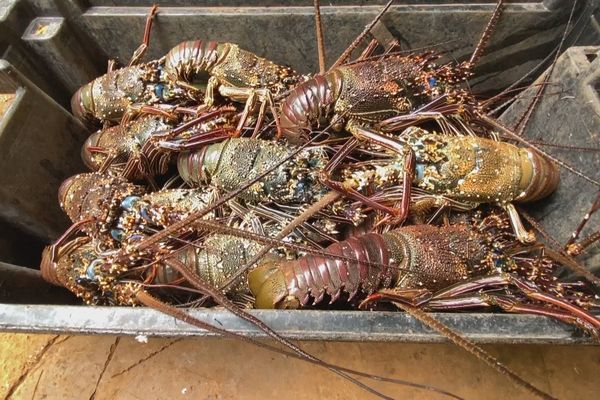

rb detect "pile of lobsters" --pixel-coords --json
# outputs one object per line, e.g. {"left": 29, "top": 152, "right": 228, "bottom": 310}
{"left": 40, "top": 5, "right": 600, "bottom": 342}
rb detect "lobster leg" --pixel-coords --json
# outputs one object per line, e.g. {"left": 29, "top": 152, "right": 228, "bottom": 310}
{"left": 218, "top": 86, "right": 281, "bottom": 137}
{"left": 565, "top": 191, "right": 600, "bottom": 255}
{"left": 151, "top": 107, "right": 237, "bottom": 141}
{"left": 122, "top": 152, "right": 148, "bottom": 179}
{"left": 97, "top": 152, "right": 117, "bottom": 174}
{"left": 323, "top": 137, "right": 358, "bottom": 171}
{"left": 157, "top": 128, "right": 232, "bottom": 151}
{"left": 346, "top": 124, "right": 416, "bottom": 225}
{"left": 378, "top": 103, "right": 465, "bottom": 134}
{"left": 204, "top": 76, "right": 219, "bottom": 107}
{"left": 48, "top": 218, "right": 95, "bottom": 262}
{"left": 251, "top": 90, "right": 274, "bottom": 137}
{"left": 123, "top": 104, "right": 181, "bottom": 124}
{"left": 503, "top": 203, "right": 536, "bottom": 244}
{"left": 568, "top": 229, "right": 600, "bottom": 257}
{"left": 319, "top": 175, "right": 404, "bottom": 219}
{"left": 120, "top": 153, "right": 159, "bottom": 191}
{"left": 364, "top": 277, "right": 600, "bottom": 340}
{"left": 106, "top": 59, "right": 117, "bottom": 73}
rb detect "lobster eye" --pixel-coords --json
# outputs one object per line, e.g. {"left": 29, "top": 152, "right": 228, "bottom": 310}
{"left": 154, "top": 83, "right": 164, "bottom": 99}
{"left": 121, "top": 196, "right": 140, "bottom": 210}
{"left": 110, "top": 228, "right": 124, "bottom": 241}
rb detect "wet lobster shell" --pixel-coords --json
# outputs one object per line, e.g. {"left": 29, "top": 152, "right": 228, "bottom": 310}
{"left": 249, "top": 224, "right": 492, "bottom": 309}
{"left": 279, "top": 53, "right": 471, "bottom": 144}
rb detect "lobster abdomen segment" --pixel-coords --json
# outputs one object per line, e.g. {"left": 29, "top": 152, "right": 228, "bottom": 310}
{"left": 164, "top": 40, "right": 223, "bottom": 81}
{"left": 280, "top": 72, "right": 343, "bottom": 144}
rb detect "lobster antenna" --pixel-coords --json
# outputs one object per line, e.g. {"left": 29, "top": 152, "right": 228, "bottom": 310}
{"left": 330, "top": 0, "right": 394, "bottom": 70}
{"left": 468, "top": 0, "right": 504, "bottom": 68}
{"left": 565, "top": 192, "right": 600, "bottom": 251}
{"left": 543, "top": 246, "right": 600, "bottom": 289}
{"left": 314, "top": 0, "right": 327, "bottom": 74}
{"left": 129, "top": 4, "right": 159, "bottom": 66}
{"left": 163, "top": 258, "right": 399, "bottom": 400}
{"left": 390, "top": 302, "right": 556, "bottom": 400}
{"left": 137, "top": 290, "right": 463, "bottom": 400}
{"left": 512, "top": 0, "right": 577, "bottom": 134}
{"left": 217, "top": 191, "right": 341, "bottom": 293}
{"left": 485, "top": 0, "right": 588, "bottom": 116}
{"left": 526, "top": 140, "right": 600, "bottom": 152}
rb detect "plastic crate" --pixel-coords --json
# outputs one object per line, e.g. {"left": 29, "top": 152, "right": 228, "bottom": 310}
{"left": 0, "top": 0, "right": 598, "bottom": 343}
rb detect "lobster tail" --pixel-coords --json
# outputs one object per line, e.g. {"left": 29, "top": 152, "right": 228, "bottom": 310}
{"left": 71, "top": 83, "right": 95, "bottom": 125}
{"left": 517, "top": 149, "right": 560, "bottom": 202}
{"left": 249, "top": 232, "right": 396, "bottom": 308}
{"left": 40, "top": 246, "right": 62, "bottom": 287}
{"left": 177, "top": 146, "right": 212, "bottom": 186}
{"left": 164, "top": 40, "right": 224, "bottom": 82}
{"left": 280, "top": 71, "right": 342, "bottom": 144}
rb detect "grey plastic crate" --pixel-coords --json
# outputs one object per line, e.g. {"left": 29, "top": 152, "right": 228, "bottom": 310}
{"left": 0, "top": 1, "right": 598, "bottom": 343}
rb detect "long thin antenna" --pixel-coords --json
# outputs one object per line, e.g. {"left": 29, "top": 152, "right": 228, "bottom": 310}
{"left": 217, "top": 191, "right": 340, "bottom": 293}
{"left": 330, "top": 0, "right": 394, "bottom": 70}
{"left": 468, "top": 0, "right": 504, "bottom": 67}
{"left": 392, "top": 302, "right": 556, "bottom": 400}
{"left": 314, "top": 0, "right": 327, "bottom": 74}
{"left": 137, "top": 290, "right": 463, "bottom": 400}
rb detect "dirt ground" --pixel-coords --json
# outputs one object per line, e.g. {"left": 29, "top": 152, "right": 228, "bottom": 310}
{"left": 1, "top": 333, "right": 599, "bottom": 400}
